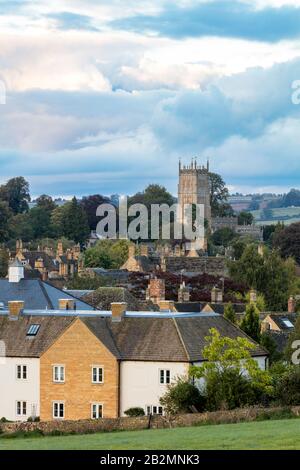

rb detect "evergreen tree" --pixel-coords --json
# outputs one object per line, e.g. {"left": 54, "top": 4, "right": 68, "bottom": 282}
{"left": 240, "top": 303, "right": 261, "bottom": 343}
{"left": 63, "top": 197, "right": 89, "bottom": 244}
{"left": 224, "top": 302, "right": 237, "bottom": 324}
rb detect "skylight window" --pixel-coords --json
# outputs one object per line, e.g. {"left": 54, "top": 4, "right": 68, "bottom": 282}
{"left": 282, "top": 319, "right": 294, "bottom": 328}
{"left": 27, "top": 324, "right": 40, "bottom": 336}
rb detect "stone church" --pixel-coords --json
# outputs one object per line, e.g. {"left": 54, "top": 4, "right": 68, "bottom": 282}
{"left": 178, "top": 158, "right": 211, "bottom": 227}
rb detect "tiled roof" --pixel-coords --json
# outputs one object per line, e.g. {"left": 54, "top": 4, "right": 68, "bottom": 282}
{"left": 0, "top": 315, "right": 74, "bottom": 357}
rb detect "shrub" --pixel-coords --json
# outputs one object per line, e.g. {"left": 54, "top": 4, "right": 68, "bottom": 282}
{"left": 205, "top": 368, "right": 263, "bottom": 411}
{"left": 124, "top": 407, "right": 145, "bottom": 417}
{"left": 275, "top": 367, "right": 300, "bottom": 406}
{"left": 160, "top": 378, "right": 206, "bottom": 415}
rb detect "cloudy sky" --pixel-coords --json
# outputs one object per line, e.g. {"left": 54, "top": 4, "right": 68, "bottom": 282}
{"left": 0, "top": 0, "right": 300, "bottom": 197}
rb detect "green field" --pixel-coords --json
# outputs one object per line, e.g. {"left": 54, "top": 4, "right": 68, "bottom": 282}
{"left": 251, "top": 207, "right": 300, "bottom": 225}
{"left": 1, "top": 418, "right": 300, "bottom": 450}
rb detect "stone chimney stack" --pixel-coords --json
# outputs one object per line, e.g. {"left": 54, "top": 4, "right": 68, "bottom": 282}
{"left": 8, "top": 301, "right": 24, "bottom": 320}
{"left": 111, "top": 302, "right": 127, "bottom": 322}
{"left": 288, "top": 296, "right": 296, "bottom": 314}
{"left": 146, "top": 278, "right": 165, "bottom": 304}
{"left": 58, "top": 299, "right": 76, "bottom": 310}
{"left": 128, "top": 244, "right": 136, "bottom": 259}
{"left": 178, "top": 282, "right": 190, "bottom": 303}
{"left": 249, "top": 289, "right": 257, "bottom": 303}
{"left": 57, "top": 241, "right": 64, "bottom": 257}
{"left": 211, "top": 287, "right": 223, "bottom": 304}
{"left": 140, "top": 244, "right": 149, "bottom": 257}
{"left": 8, "top": 259, "right": 24, "bottom": 283}
{"left": 158, "top": 300, "right": 175, "bottom": 312}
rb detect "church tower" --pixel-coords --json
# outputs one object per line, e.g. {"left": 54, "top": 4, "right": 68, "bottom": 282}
{"left": 178, "top": 158, "right": 211, "bottom": 227}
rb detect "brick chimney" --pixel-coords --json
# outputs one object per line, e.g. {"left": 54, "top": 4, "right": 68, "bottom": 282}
{"left": 288, "top": 296, "right": 296, "bottom": 313}
{"left": 111, "top": 302, "right": 127, "bottom": 322}
{"left": 58, "top": 299, "right": 76, "bottom": 310}
{"left": 146, "top": 278, "right": 165, "bottom": 304}
{"left": 8, "top": 301, "right": 24, "bottom": 320}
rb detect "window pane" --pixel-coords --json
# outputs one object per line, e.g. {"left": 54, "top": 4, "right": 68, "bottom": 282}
{"left": 59, "top": 403, "right": 64, "bottom": 417}
{"left": 54, "top": 403, "right": 58, "bottom": 417}
{"left": 17, "top": 402, "right": 21, "bottom": 415}
{"left": 17, "top": 366, "right": 21, "bottom": 379}
{"left": 98, "top": 405, "right": 103, "bottom": 418}
{"left": 23, "top": 402, "right": 26, "bottom": 415}
{"left": 92, "top": 368, "right": 97, "bottom": 382}
{"left": 166, "top": 370, "right": 170, "bottom": 383}
{"left": 98, "top": 369, "right": 103, "bottom": 382}
{"left": 60, "top": 367, "right": 64, "bottom": 381}
{"left": 23, "top": 366, "right": 27, "bottom": 379}
{"left": 92, "top": 405, "right": 97, "bottom": 419}
{"left": 160, "top": 370, "right": 164, "bottom": 383}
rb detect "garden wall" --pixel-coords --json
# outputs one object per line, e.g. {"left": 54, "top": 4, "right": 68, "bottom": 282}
{"left": 1, "top": 406, "right": 300, "bottom": 436}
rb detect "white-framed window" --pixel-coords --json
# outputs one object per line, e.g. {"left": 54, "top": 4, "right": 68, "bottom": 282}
{"left": 53, "top": 401, "right": 64, "bottom": 419}
{"left": 91, "top": 366, "right": 104, "bottom": 384}
{"left": 16, "top": 364, "right": 27, "bottom": 380}
{"left": 53, "top": 365, "right": 65, "bottom": 383}
{"left": 16, "top": 401, "right": 27, "bottom": 417}
{"left": 159, "top": 369, "right": 170, "bottom": 384}
{"left": 145, "top": 405, "right": 163, "bottom": 416}
{"left": 91, "top": 403, "right": 103, "bottom": 419}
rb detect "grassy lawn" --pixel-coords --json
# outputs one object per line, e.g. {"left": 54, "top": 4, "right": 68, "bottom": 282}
{"left": 0, "top": 418, "right": 300, "bottom": 450}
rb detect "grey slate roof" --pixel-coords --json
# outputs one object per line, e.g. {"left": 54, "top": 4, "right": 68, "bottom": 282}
{"left": 84, "top": 314, "right": 266, "bottom": 362}
{"left": 0, "top": 315, "right": 74, "bottom": 357}
{"left": 0, "top": 312, "right": 267, "bottom": 361}
{"left": 0, "top": 279, "right": 94, "bottom": 310}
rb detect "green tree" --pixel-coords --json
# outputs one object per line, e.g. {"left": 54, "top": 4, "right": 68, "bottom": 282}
{"left": 160, "top": 377, "right": 206, "bottom": 415}
{"left": 240, "top": 303, "right": 261, "bottom": 343}
{"left": 229, "top": 245, "right": 295, "bottom": 311}
{"left": 238, "top": 211, "right": 254, "bottom": 226}
{"left": 129, "top": 184, "right": 175, "bottom": 209}
{"left": 0, "top": 200, "right": 11, "bottom": 242}
{"left": 224, "top": 302, "right": 237, "bottom": 324}
{"left": 190, "top": 328, "right": 273, "bottom": 410}
{"left": 260, "top": 333, "right": 281, "bottom": 364}
{"left": 273, "top": 222, "right": 300, "bottom": 264}
{"left": 8, "top": 213, "right": 34, "bottom": 241}
{"left": 0, "top": 248, "right": 9, "bottom": 278}
{"left": 211, "top": 227, "right": 236, "bottom": 247}
{"left": 63, "top": 197, "right": 90, "bottom": 244}
{"left": 84, "top": 239, "right": 130, "bottom": 269}
{"left": 35, "top": 194, "right": 57, "bottom": 212}
{"left": 275, "top": 367, "right": 300, "bottom": 406}
{"left": 0, "top": 177, "right": 30, "bottom": 214}
{"left": 209, "top": 172, "right": 234, "bottom": 217}
{"left": 81, "top": 194, "right": 111, "bottom": 231}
